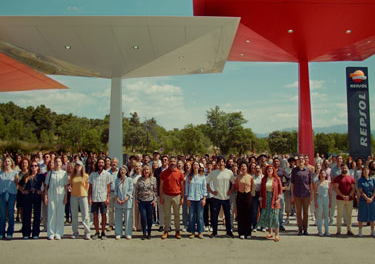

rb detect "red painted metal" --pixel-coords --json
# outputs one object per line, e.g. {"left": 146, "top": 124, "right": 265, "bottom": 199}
{"left": 0, "top": 53, "right": 67, "bottom": 92}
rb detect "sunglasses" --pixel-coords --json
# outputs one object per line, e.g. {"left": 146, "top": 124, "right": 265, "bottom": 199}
{"left": 31, "top": 165, "right": 38, "bottom": 167}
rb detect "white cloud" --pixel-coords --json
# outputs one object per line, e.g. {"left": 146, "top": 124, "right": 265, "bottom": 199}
{"left": 285, "top": 80, "right": 325, "bottom": 90}
{"left": 311, "top": 92, "right": 327, "bottom": 100}
{"left": 67, "top": 6, "right": 80, "bottom": 11}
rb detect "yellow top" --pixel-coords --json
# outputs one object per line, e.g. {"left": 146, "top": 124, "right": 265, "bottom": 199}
{"left": 266, "top": 177, "right": 273, "bottom": 192}
{"left": 70, "top": 173, "right": 89, "bottom": 197}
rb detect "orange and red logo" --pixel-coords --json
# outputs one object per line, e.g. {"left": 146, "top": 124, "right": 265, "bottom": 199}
{"left": 350, "top": 70, "right": 367, "bottom": 83}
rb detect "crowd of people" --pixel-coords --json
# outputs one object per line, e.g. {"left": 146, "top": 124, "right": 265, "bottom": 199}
{"left": 0, "top": 150, "right": 374, "bottom": 242}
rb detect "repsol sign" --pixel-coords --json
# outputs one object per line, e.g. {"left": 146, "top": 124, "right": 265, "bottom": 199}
{"left": 346, "top": 67, "right": 371, "bottom": 160}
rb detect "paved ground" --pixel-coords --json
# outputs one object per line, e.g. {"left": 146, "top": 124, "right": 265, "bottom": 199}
{"left": 0, "top": 212, "right": 374, "bottom": 264}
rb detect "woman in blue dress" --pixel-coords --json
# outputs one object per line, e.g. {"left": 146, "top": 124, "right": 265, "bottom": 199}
{"left": 357, "top": 167, "right": 375, "bottom": 237}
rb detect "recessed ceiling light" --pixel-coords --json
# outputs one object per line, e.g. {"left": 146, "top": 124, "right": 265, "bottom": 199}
{"left": 245, "top": 39, "right": 251, "bottom": 43}
{"left": 345, "top": 29, "right": 352, "bottom": 34}
{"left": 132, "top": 45, "right": 139, "bottom": 50}
{"left": 288, "top": 29, "right": 293, "bottom": 33}
{"left": 240, "top": 53, "right": 244, "bottom": 57}
{"left": 178, "top": 55, "right": 184, "bottom": 59}
{"left": 65, "top": 45, "right": 71, "bottom": 50}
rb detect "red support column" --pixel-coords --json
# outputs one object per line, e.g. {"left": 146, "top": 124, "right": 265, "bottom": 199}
{"left": 298, "top": 61, "right": 314, "bottom": 164}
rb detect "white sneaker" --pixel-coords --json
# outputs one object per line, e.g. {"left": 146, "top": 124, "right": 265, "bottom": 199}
{"left": 204, "top": 226, "right": 209, "bottom": 232}
{"left": 240, "top": 235, "right": 245, "bottom": 239}
{"left": 71, "top": 235, "right": 77, "bottom": 239}
{"left": 371, "top": 230, "right": 375, "bottom": 237}
{"left": 182, "top": 228, "right": 187, "bottom": 232}
{"left": 252, "top": 229, "right": 257, "bottom": 233}
{"left": 115, "top": 235, "right": 121, "bottom": 240}
{"left": 85, "top": 235, "right": 91, "bottom": 240}
{"left": 55, "top": 235, "right": 61, "bottom": 240}
{"left": 48, "top": 236, "right": 54, "bottom": 240}
{"left": 358, "top": 229, "right": 362, "bottom": 237}
{"left": 209, "top": 227, "right": 213, "bottom": 232}
{"left": 126, "top": 236, "right": 132, "bottom": 240}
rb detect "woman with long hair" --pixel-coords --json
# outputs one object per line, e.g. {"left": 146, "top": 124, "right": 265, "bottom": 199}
{"left": 357, "top": 167, "right": 375, "bottom": 237}
{"left": 19, "top": 160, "right": 44, "bottom": 239}
{"left": 314, "top": 170, "right": 331, "bottom": 236}
{"left": 44, "top": 157, "right": 68, "bottom": 240}
{"left": 135, "top": 165, "right": 157, "bottom": 240}
{"left": 235, "top": 161, "right": 254, "bottom": 239}
{"left": 0, "top": 156, "right": 19, "bottom": 240}
{"left": 258, "top": 165, "right": 282, "bottom": 242}
{"left": 115, "top": 165, "right": 133, "bottom": 240}
{"left": 186, "top": 161, "right": 207, "bottom": 239}
{"left": 70, "top": 161, "right": 90, "bottom": 239}
{"left": 132, "top": 162, "right": 142, "bottom": 231}
{"left": 16, "top": 157, "right": 30, "bottom": 223}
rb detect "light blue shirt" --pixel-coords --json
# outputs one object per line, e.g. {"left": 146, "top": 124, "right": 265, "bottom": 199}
{"left": 0, "top": 170, "right": 18, "bottom": 195}
{"left": 185, "top": 174, "right": 207, "bottom": 201}
{"left": 114, "top": 177, "right": 134, "bottom": 209}
{"left": 108, "top": 168, "right": 119, "bottom": 192}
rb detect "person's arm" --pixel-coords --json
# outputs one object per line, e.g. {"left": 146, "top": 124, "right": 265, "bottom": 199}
{"left": 349, "top": 183, "right": 356, "bottom": 199}
{"left": 180, "top": 175, "right": 185, "bottom": 206}
{"left": 334, "top": 182, "right": 348, "bottom": 201}
{"left": 290, "top": 183, "right": 294, "bottom": 204}
{"left": 14, "top": 173, "right": 19, "bottom": 185}
{"left": 88, "top": 183, "right": 92, "bottom": 205}
{"left": 63, "top": 184, "right": 68, "bottom": 205}
{"left": 314, "top": 181, "right": 318, "bottom": 208}
{"left": 328, "top": 182, "right": 332, "bottom": 208}
{"left": 106, "top": 183, "right": 111, "bottom": 206}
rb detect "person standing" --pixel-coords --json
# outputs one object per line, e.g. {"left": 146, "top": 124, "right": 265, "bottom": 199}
{"left": 204, "top": 162, "right": 214, "bottom": 232}
{"left": 107, "top": 158, "right": 119, "bottom": 231}
{"left": 0, "top": 157, "right": 19, "bottom": 240}
{"left": 154, "top": 155, "right": 169, "bottom": 232}
{"left": 235, "top": 161, "right": 254, "bottom": 239}
{"left": 70, "top": 161, "right": 90, "bottom": 240}
{"left": 314, "top": 170, "right": 331, "bottom": 236}
{"left": 135, "top": 165, "right": 157, "bottom": 240}
{"left": 334, "top": 164, "right": 356, "bottom": 236}
{"left": 44, "top": 157, "right": 68, "bottom": 240}
{"left": 273, "top": 157, "right": 289, "bottom": 231}
{"left": 16, "top": 157, "right": 30, "bottom": 224}
{"left": 330, "top": 155, "right": 344, "bottom": 224}
{"left": 258, "top": 165, "right": 282, "bottom": 242}
{"left": 114, "top": 165, "right": 133, "bottom": 240}
{"left": 160, "top": 156, "right": 185, "bottom": 239}
{"left": 88, "top": 158, "right": 112, "bottom": 240}
{"left": 206, "top": 157, "right": 235, "bottom": 238}
{"left": 185, "top": 162, "right": 207, "bottom": 239}
{"left": 291, "top": 155, "right": 313, "bottom": 236}
{"left": 252, "top": 164, "right": 264, "bottom": 232}
{"left": 19, "top": 161, "right": 44, "bottom": 239}
{"left": 356, "top": 167, "right": 375, "bottom": 237}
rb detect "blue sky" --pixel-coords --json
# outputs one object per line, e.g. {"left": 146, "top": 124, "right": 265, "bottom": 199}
{"left": 1, "top": 0, "right": 374, "bottom": 134}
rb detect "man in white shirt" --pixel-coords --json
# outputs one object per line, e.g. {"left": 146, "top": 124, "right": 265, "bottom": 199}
{"left": 206, "top": 157, "right": 235, "bottom": 238}
{"left": 107, "top": 158, "right": 119, "bottom": 231}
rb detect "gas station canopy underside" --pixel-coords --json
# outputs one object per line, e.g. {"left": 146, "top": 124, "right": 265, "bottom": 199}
{"left": 0, "top": 16, "right": 240, "bottom": 91}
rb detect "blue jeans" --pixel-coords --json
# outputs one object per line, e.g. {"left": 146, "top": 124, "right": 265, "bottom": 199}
{"left": 182, "top": 198, "right": 189, "bottom": 229}
{"left": 212, "top": 198, "right": 231, "bottom": 234}
{"left": 316, "top": 197, "right": 330, "bottom": 234}
{"left": 188, "top": 200, "right": 204, "bottom": 233}
{"left": 278, "top": 193, "right": 285, "bottom": 227}
{"left": 138, "top": 200, "right": 154, "bottom": 235}
{"left": 0, "top": 193, "right": 16, "bottom": 237}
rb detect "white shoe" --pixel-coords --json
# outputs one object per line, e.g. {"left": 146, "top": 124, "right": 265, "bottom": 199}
{"left": 115, "top": 235, "right": 121, "bottom": 240}
{"left": 182, "top": 228, "right": 187, "bottom": 232}
{"left": 48, "top": 236, "right": 54, "bottom": 240}
{"left": 358, "top": 229, "right": 362, "bottom": 237}
{"left": 240, "top": 235, "right": 245, "bottom": 239}
{"left": 371, "top": 230, "right": 375, "bottom": 237}
{"left": 85, "top": 235, "right": 91, "bottom": 240}
{"left": 209, "top": 227, "right": 213, "bottom": 232}
{"left": 126, "top": 236, "right": 132, "bottom": 240}
{"left": 204, "top": 226, "right": 209, "bottom": 232}
{"left": 252, "top": 229, "right": 257, "bottom": 233}
{"left": 55, "top": 235, "right": 61, "bottom": 240}
{"left": 71, "top": 235, "right": 77, "bottom": 239}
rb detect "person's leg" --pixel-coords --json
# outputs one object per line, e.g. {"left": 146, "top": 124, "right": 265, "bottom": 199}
{"left": 138, "top": 201, "right": 147, "bottom": 235}
{"left": 302, "top": 197, "right": 310, "bottom": 231}
{"left": 146, "top": 201, "right": 153, "bottom": 235}
{"left": 80, "top": 197, "right": 90, "bottom": 237}
{"left": 295, "top": 197, "right": 303, "bottom": 231}
{"left": 284, "top": 191, "right": 291, "bottom": 222}
{"left": 65, "top": 191, "right": 71, "bottom": 222}
{"left": 316, "top": 198, "right": 323, "bottom": 235}
{"left": 125, "top": 208, "right": 133, "bottom": 237}
{"left": 0, "top": 194, "right": 6, "bottom": 238}
{"left": 93, "top": 210, "right": 100, "bottom": 234}
{"left": 252, "top": 193, "right": 259, "bottom": 230}
{"left": 203, "top": 199, "right": 209, "bottom": 227}
{"left": 42, "top": 201, "right": 48, "bottom": 230}
{"left": 323, "top": 199, "right": 330, "bottom": 235}
{"left": 188, "top": 200, "right": 196, "bottom": 234}
{"left": 222, "top": 199, "right": 232, "bottom": 234}
{"left": 236, "top": 196, "right": 243, "bottom": 236}
{"left": 56, "top": 194, "right": 65, "bottom": 237}
{"left": 157, "top": 196, "right": 165, "bottom": 229}
{"left": 163, "top": 195, "right": 172, "bottom": 232}
{"left": 100, "top": 203, "right": 107, "bottom": 234}
{"left": 114, "top": 207, "right": 123, "bottom": 237}
{"left": 330, "top": 189, "right": 337, "bottom": 222}
{"left": 172, "top": 195, "right": 181, "bottom": 232}
{"left": 22, "top": 193, "right": 32, "bottom": 237}
{"left": 47, "top": 198, "right": 56, "bottom": 238}
{"left": 229, "top": 192, "right": 236, "bottom": 230}
{"left": 345, "top": 200, "right": 353, "bottom": 232}
{"left": 246, "top": 195, "right": 253, "bottom": 237}
{"left": 209, "top": 198, "right": 214, "bottom": 229}
{"left": 278, "top": 193, "right": 285, "bottom": 228}
{"left": 70, "top": 196, "right": 79, "bottom": 236}
{"left": 182, "top": 198, "right": 189, "bottom": 230}
{"left": 211, "top": 198, "right": 220, "bottom": 235}
{"left": 336, "top": 199, "right": 344, "bottom": 233}
{"left": 6, "top": 194, "right": 16, "bottom": 237}
{"left": 198, "top": 200, "right": 204, "bottom": 234}
{"left": 32, "top": 193, "right": 41, "bottom": 237}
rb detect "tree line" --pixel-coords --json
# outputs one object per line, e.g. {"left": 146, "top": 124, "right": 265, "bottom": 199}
{"left": 0, "top": 102, "right": 360, "bottom": 156}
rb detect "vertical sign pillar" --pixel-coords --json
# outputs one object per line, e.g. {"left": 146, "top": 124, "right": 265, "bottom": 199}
{"left": 109, "top": 77, "right": 123, "bottom": 165}
{"left": 346, "top": 67, "right": 371, "bottom": 161}
{"left": 298, "top": 61, "right": 314, "bottom": 163}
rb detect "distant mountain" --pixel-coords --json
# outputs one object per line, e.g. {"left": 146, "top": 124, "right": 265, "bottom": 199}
{"left": 255, "top": 124, "right": 348, "bottom": 138}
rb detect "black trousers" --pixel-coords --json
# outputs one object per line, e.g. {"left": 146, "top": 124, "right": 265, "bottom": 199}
{"left": 236, "top": 192, "right": 253, "bottom": 237}
{"left": 203, "top": 197, "right": 214, "bottom": 227}
{"left": 22, "top": 192, "right": 41, "bottom": 238}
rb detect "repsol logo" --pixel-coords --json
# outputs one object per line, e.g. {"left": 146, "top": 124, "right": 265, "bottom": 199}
{"left": 350, "top": 84, "right": 368, "bottom": 89}
{"left": 359, "top": 93, "right": 368, "bottom": 147}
